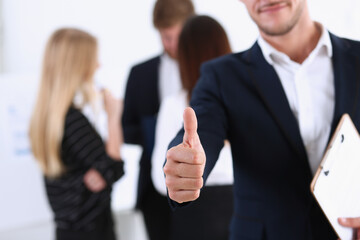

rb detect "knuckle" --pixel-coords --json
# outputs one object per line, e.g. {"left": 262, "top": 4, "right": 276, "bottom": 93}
{"left": 168, "top": 191, "right": 181, "bottom": 203}
{"left": 163, "top": 164, "right": 175, "bottom": 176}
{"left": 192, "top": 151, "right": 204, "bottom": 165}
{"left": 194, "top": 166, "right": 203, "bottom": 177}
{"left": 192, "top": 151, "right": 199, "bottom": 164}
{"left": 195, "top": 178, "right": 203, "bottom": 189}
{"left": 166, "top": 149, "right": 173, "bottom": 160}
{"left": 168, "top": 191, "right": 175, "bottom": 200}
{"left": 165, "top": 176, "right": 174, "bottom": 187}
{"left": 163, "top": 164, "right": 169, "bottom": 174}
{"left": 192, "top": 190, "right": 200, "bottom": 200}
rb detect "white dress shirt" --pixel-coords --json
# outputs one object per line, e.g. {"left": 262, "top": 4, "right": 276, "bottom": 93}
{"left": 257, "top": 25, "right": 335, "bottom": 175}
{"left": 151, "top": 90, "right": 234, "bottom": 196}
{"left": 158, "top": 53, "right": 182, "bottom": 102}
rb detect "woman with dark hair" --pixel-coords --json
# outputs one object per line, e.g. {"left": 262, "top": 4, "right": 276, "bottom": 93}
{"left": 178, "top": 15, "right": 232, "bottom": 101}
{"left": 152, "top": 15, "right": 233, "bottom": 240}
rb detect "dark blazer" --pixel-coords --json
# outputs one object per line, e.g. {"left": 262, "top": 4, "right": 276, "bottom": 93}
{"left": 169, "top": 33, "right": 360, "bottom": 240}
{"left": 122, "top": 55, "right": 161, "bottom": 208}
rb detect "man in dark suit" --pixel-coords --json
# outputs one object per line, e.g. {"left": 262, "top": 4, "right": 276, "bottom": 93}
{"left": 164, "top": 0, "right": 360, "bottom": 239}
{"left": 122, "top": 1, "right": 194, "bottom": 239}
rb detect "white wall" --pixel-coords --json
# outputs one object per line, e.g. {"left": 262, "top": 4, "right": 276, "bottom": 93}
{"left": 1, "top": 0, "right": 360, "bottom": 234}
{"left": 1, "top": 0, "right": 257, "bottom": 94}
{"left": 3, "top": 0, "right": 360, "bottom": 82}
{"left": 2, "top": 0, "right": 160, "bottom": 96}
{"left": 0, "top": 0, "right": 3, "bottom": 72}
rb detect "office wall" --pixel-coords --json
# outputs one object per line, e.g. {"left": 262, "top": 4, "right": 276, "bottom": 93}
{"left": 2, "top": 0, "right": 159, "bottom": 96}
{"left": 0, "top": 0, "right": 3, "bottom": 72}
{"left": 1, "top": 0, "right": 360, "bottom": 234}
{"left": 3, "top": 0, "right": 360, "bottom": 80}
{"left": 1, "top": 0, "right": 257, "bottom": 93}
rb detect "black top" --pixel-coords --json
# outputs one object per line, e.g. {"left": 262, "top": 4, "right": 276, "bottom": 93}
{"left": 45, "top": 107, "right": 124, "bottom": 232}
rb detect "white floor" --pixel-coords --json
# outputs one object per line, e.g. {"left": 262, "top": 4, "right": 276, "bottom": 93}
{"left": 0, "top": 209, "right": 149, "bottom": 240}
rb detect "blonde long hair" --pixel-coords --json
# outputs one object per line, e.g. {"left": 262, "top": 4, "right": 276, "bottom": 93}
{"left": 29, "top": 28, "right": 98, "bottom": 178}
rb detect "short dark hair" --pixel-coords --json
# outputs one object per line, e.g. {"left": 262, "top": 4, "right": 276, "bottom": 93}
{"left": 153, "top": 0, "right": 195, "bottom": 29}
{"left": 178, "top": 15, "right": 232, "bottom": 100}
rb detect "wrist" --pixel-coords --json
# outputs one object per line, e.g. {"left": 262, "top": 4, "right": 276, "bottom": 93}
{"left": 106, "top": 145, "right": 121, "bottom": 160}
{"left": 108, "top": 115, "right": 120, "bottom": 123}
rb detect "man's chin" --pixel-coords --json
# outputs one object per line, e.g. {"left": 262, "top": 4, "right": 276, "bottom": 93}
{"left": 259, "top": 22, "right": 295, "bottom": 36}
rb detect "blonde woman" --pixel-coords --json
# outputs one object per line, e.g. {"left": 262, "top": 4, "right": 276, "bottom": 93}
{"left": 29, "top": 28, "right": 124, "bottom": 240}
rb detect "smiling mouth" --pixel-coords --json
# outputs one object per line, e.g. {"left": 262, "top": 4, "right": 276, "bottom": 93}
{"left": 258, "top": 2, "right": 288, "bottom": 13}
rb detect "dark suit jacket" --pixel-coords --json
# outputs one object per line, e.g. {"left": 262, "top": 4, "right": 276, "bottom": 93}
{"left": 169, "top": 33, "right": 360, "bottom": 240}
{"left": 122, "top": 55, "right": 161, "bottom": 208}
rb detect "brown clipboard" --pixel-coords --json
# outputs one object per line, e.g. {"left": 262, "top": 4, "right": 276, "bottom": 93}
{"left": 311, "top": 114, "right": 360, "bottom": 240}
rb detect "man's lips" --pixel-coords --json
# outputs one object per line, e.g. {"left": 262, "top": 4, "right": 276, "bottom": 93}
{"left": 258, "top": 2, "right": 288, "bottom": 13}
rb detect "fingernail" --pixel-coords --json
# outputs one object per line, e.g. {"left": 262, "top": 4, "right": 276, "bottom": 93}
{"left": 339, "top": 218, "right": 347, "bottom": 223}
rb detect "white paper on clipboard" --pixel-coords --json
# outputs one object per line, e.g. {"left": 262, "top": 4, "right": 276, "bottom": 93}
{"left": 311, "top": 114, "right": 360, "bottom": 240}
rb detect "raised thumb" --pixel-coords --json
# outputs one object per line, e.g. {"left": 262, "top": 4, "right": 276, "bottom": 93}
{"left": 183, "top": 107, "right": 199, "bottom": 148}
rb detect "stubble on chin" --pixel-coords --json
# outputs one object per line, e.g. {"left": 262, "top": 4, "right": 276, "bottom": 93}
{"left": 258, "top": 21, "right": 296, "bottom": 36}
{"left": 254, "top": 1, "right": 305, "bottom": 37}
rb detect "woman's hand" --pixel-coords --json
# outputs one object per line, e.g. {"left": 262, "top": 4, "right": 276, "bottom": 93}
{"left": 102, "top": 89, "right": 122, "bottom": 122}
{"left": 102, "top": 89, "right": 123, "bottom": 160}
{"left": 83, "top": 168, "right": 107, "bottom": 193}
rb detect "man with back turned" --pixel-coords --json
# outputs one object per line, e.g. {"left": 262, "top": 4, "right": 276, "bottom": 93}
{"left": 122, "top": 0, "right": 194, "bottom": 239}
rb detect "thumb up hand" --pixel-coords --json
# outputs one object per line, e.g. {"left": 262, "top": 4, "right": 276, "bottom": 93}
{"left": 164, "top": 107, "right": 206, "bottom": 203}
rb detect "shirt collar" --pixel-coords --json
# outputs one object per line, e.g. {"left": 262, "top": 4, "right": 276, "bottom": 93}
{"left": 257, "top": 23, "right": 333, "bottom": 66}
{"left": 161, "top": 52, "right": 176, "bottom": 64}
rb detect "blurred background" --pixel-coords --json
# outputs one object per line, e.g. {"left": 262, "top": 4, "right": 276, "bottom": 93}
{"left": 0, "top": 0, "right": 359, "bottom": 239}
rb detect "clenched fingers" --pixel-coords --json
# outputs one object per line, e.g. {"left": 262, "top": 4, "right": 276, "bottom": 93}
{"left": 164, "top": 159, "right": 204, "bottom": 178}
{"left": 168, "top": 190, "right": 201, "bottom": 204}
{"left": 165, "top": 175, "right": 203, "bottom": 191}
{"left": 166, "top": 144, "right": 205, "bottom": 165}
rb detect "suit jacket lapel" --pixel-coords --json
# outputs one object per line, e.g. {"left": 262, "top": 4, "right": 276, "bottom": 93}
{"left": 330, "top": 33, "right": 360, "bottom": 135}
{"left": 243, "top": 42, "right": 310, "bottom": 174}
{"left": 154, "top": 55, "right": 161, "bottom": 109}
